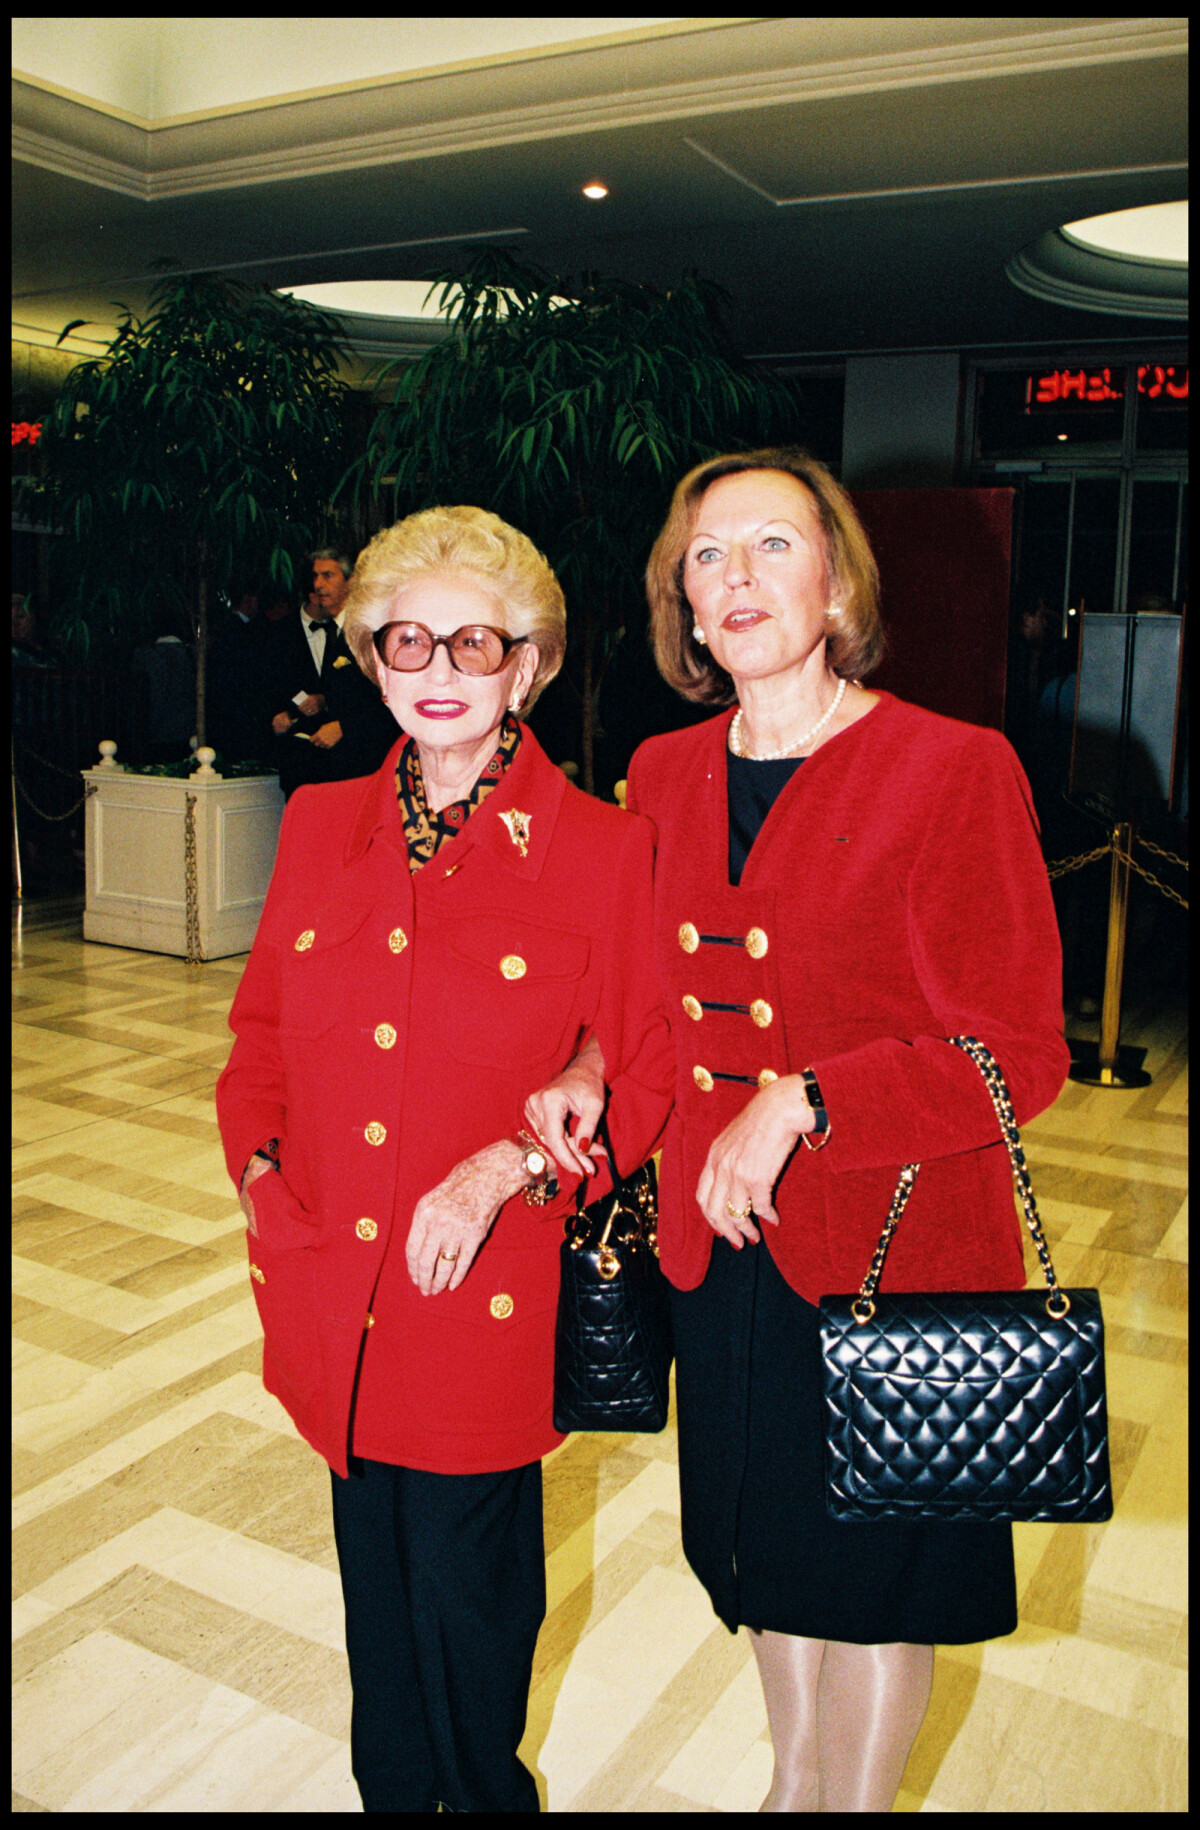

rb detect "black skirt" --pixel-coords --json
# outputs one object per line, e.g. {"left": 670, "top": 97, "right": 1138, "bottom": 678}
{"left": 670, "top": 1235, "right": 1019, "bottom": 1645}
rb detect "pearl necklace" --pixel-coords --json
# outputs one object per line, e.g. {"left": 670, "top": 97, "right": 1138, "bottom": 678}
{"left": 730, "top": 676, "right": 848, "bottom": 760}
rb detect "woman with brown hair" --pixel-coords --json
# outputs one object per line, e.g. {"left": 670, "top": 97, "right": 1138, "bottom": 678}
{"left": 529, "top": 448, "right": 1068, "bottom": 1811}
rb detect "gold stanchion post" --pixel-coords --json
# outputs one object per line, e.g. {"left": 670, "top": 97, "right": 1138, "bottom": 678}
{"left": 1068, "top": 820, "right": 1152, "bottom": 1088}
{"left": 12, "top": 735, "right": 24, "bottom": 901}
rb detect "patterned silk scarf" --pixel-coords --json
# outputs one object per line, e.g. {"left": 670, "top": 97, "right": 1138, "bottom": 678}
{"left": 395, "top": 713, "right": 522, "bottom": 873}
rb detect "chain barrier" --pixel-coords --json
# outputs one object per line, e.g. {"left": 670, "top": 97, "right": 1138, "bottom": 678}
{"left": 184, "top": 793, "right": 203, "bottom": 966}
{"left": 1044, "top": 843, "right": 1112, "bottom": 881}
{"left": 15, "top": 738, "right": 87, "bottom": 783}
{"left": 12, "top": 737, "right": 99, "bottom": 821}
{"left": 1114, "top": 842, "right": 1189, "bottom": 912}
{"left": 1135, "top": 833, "right": 1189, "bottom": 872}
{"left": 13, "top": 775, "right": 97, "bottom": 821}
{"left": 1043, "top": 830, "right": 1188, "bottom": 910}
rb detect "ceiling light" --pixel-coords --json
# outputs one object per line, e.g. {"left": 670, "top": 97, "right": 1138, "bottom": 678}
{"left": 1062, "top": 202, "right": 1188, "bottom": 265}
{"left": 276, "top": 281, "right": 450, "bottom": 320}
{"left": 582, "top": 182, "right": 609, "bottom": 201}
{"left": 1007, "top": 200, "right": 1188, "bottom": 321}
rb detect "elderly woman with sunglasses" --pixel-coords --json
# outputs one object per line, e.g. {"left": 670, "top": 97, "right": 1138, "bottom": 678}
{"left": 216, "top": 506, "right": 671, "bottom": 1815}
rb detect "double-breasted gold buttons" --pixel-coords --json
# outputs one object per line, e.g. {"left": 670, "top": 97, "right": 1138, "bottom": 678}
{"left": 388, "top": 927, "right": 408, "bottom": 954}
{"left": 745, "top": 927, "right": 768, "bottom": 958}
{"left": 682, "top": 995, "right": 702, "bottom": 1021}
{"left": 750, "top": 999, "right": 773, "bottom": 1028}
{"left": 679, "top": 922, "right": 699, "bottom": 953}
{"left": 365, "top": 1122, "right": 387, "bottom": 1146}
{"left": 356, "top": 1217, "right": 379, "bottom": 1241}
{"left": 249, "top": 1262, "right": 265, "bottom": 1284}
{"left": 374, "top": 1023, "right": 397, "bottom": 1049}
{"left": 490, "top": 1293, "right": 514, "bottom": 1319}
{"left": 758, "top": 1069, "right": 779, "bottom": 1087}
{"left": 500, "top": 954, "right": 526, "bottom": 980}
{"left": 294, "top": 930, "right": 315, "bottom": 951}
{"left": 693, "top": 1065, "right": 714, "bottom": 1092}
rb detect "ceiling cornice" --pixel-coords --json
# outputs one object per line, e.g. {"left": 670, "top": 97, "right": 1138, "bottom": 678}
{"left": 12, "top": 17, "right": 1189, "bottom": 203}
{"left": 1007, "top": 230, "right": 1189, "bottom": 320}
{"left": 11, "top": 19, "right": 755, "bottom": 129}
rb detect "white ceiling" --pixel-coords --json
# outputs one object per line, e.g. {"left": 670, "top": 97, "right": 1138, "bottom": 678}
{"left": 12, "top": 16, "right": 1189, "bottom": 367}
{"left": 11, "top": 17, "right": 692, "bottom": 119}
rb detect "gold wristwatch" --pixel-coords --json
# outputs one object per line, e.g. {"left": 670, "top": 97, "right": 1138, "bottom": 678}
{"left": 517, "top": 1129, "right": 559, "bottom": 1206}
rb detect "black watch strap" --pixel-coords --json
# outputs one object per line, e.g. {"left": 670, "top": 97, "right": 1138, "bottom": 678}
{"left": 799, "top": 1070, "right": 830, "bottom": 1152}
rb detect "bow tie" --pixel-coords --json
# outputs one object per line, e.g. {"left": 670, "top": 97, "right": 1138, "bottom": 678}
{"left": 308, "top": 619, "right": 333, "bottom": 642}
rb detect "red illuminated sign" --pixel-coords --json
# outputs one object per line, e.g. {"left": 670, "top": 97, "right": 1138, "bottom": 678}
{"left": 1026, "top": 368, "right": 1123, "bottom": 409}
{"left": 1137, "top": 363, "right": 1188, "bottom": 404}
{"left": 1025, "top": 365, "right": 1189, "bottom": 411}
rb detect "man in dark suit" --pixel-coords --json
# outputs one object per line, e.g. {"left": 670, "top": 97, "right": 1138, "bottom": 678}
{"left": 208, "top": 580, "right": 271, "bottom": 763}
{"left": 266, "top": 551, "right": 396, "bottom": 799}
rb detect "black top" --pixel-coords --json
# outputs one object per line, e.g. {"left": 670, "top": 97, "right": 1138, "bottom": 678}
{"left": 727, "top": 750, "right": 804, "bottom": 886}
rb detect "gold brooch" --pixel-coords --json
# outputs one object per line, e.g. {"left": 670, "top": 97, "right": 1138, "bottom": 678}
{"left": 499, "top": 808, "right": 532, "bottom": 858}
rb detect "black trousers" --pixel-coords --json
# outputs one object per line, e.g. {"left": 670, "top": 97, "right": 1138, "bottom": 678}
{"left": 330, "top": 1455, "right": 546, "bottom": 1813}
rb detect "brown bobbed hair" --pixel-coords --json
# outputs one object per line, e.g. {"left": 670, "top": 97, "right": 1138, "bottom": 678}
{"left": 342, "top": 505, "right": 566, "bottom": 714}
{"left": 646, "top": 447, "right": 885, "bottom": 705}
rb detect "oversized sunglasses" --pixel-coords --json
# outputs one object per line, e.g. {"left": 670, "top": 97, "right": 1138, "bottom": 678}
{"left": 372, "top": 621, "right": 529, "bottom": 676}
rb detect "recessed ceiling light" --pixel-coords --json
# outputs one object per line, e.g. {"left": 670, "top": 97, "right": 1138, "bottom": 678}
{"left": 1007, "top": 199, "right": 1188, "bottom": 320}
{"left": 276, "top": 281, "right": 450, "bottom": 320}
{"left": 582, "top": 182, "right": 609, "bottom": 201}
{"left": 1062, "top": 201, "right": 1188, "bottom": 266}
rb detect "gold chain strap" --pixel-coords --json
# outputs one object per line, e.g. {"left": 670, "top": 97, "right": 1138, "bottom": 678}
{"left": 852, "top": 1036, "right": 1068, "bottom": 1323}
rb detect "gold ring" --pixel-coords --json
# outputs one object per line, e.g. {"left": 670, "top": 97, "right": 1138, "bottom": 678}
{"left": 438, "top": 1247, "right": 460, "bottom": 1263}
{"left": 725, "top": 1199, "right": 753, "bottom": 1221}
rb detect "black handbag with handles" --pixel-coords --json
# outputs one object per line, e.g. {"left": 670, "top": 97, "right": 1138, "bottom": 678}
{"left": 819, "top": 1037, "right": 1114, "bottom": 1523}
{"left": 553, "top": 1126, "right": 673, "bottom": 1433}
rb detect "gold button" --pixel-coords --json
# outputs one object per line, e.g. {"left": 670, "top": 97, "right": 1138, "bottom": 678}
{"left": 758, "top": 1069, "right": 779, "bottom": 1087}
{"left": 745, "top": 927, "right": 768, "bottom": 959}
{"left": 693, "top": 1065, "right": 714, "bottom": 1092}
{"left": 750, "top": 999, "right": 773, "bottom": 1028}
{"left": 682, "top": 994, "right": 702, "bottom": 1021}
{"left": 679, "top": 922, "right": 699, "bottom": 953}
{"left": 365, "top": 1312, "right": 375, "bottom": 1328}
{"left": 356, "top": 1217, "right": 379, "bottom": 1241}
{"left": 500, "top": 954, "right": 526, "bottom": 980}
{"left": 249, "top": 1262, "right": 265, "bottom": 1284}
{"left": 374, "top": 1023, "right": 397, "bottom": 1049}
{"left": 388, "top": 927, "right": 408, "bottom": 954}
{"left": 365, "top": 1123, "right": 387, "bottom": 1146}
{"left": 294, "top": 929, "right": 315, "bottom": 951}
{"left": 490, "top": 1293, "right": 514, "bottom": 1319}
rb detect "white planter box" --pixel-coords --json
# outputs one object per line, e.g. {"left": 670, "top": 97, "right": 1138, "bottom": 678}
{"left": 82, "top": 765, "right": 284, "bottom": 959}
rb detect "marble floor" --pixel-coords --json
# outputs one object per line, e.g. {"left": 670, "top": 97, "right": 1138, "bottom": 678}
{"left": 12, "top": 896, "right": 1188, "bottom": 1812}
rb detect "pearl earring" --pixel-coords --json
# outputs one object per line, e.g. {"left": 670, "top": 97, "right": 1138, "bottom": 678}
{"left": 693, "top": 625, "right": 707, "bottom": 645}
{"left": 827, "top": 602, "right": 843, "bottom": 617}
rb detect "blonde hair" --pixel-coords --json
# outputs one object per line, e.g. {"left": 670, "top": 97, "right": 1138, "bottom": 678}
{"left": 645, "top": 448, "right": 884, "bottom": 704}
{"left": 342, "top": 505, "right": 566, "bottom": 712}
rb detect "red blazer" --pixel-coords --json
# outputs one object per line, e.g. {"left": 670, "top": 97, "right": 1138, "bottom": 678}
{"left": 625, "top": 692, "right": 1070, "bottom": 1303}
{"left": 216, "top": 729, "right": 672, "bottom": 1477}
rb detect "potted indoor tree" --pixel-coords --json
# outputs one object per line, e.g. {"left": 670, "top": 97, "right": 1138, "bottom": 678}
{"left": 348, "top": 248, "right": 797, "bottom": 793}
{"left": 32, "top": 268, "right": 354, "bottom": 959}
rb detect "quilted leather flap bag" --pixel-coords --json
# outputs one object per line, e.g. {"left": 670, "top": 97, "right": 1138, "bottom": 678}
{"left": 553, "top": 1125, "right": 673, "bottom": 1434}
{"left": 819, "top": 1037, "right": 1114, "bottom": 1523}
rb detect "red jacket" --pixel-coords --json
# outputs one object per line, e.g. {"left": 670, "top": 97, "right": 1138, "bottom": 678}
{"left": 625, "top": 692, "right": 1069, "bottom": 1303}
{"left": 216, "top": 729, "right": 672, "bottom": 1477}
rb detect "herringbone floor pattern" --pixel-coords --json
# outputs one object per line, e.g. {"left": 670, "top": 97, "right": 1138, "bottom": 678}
{"left": 12, "top": 897, "right": 1188, "bottom": 1811}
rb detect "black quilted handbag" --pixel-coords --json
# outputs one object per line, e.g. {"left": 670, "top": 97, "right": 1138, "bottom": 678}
{"left": 819, "top": 1037, "right": 1114, "bottom": 1523}
{"left": 553, "top": 1129, "right": 673, "bottom": 1433}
